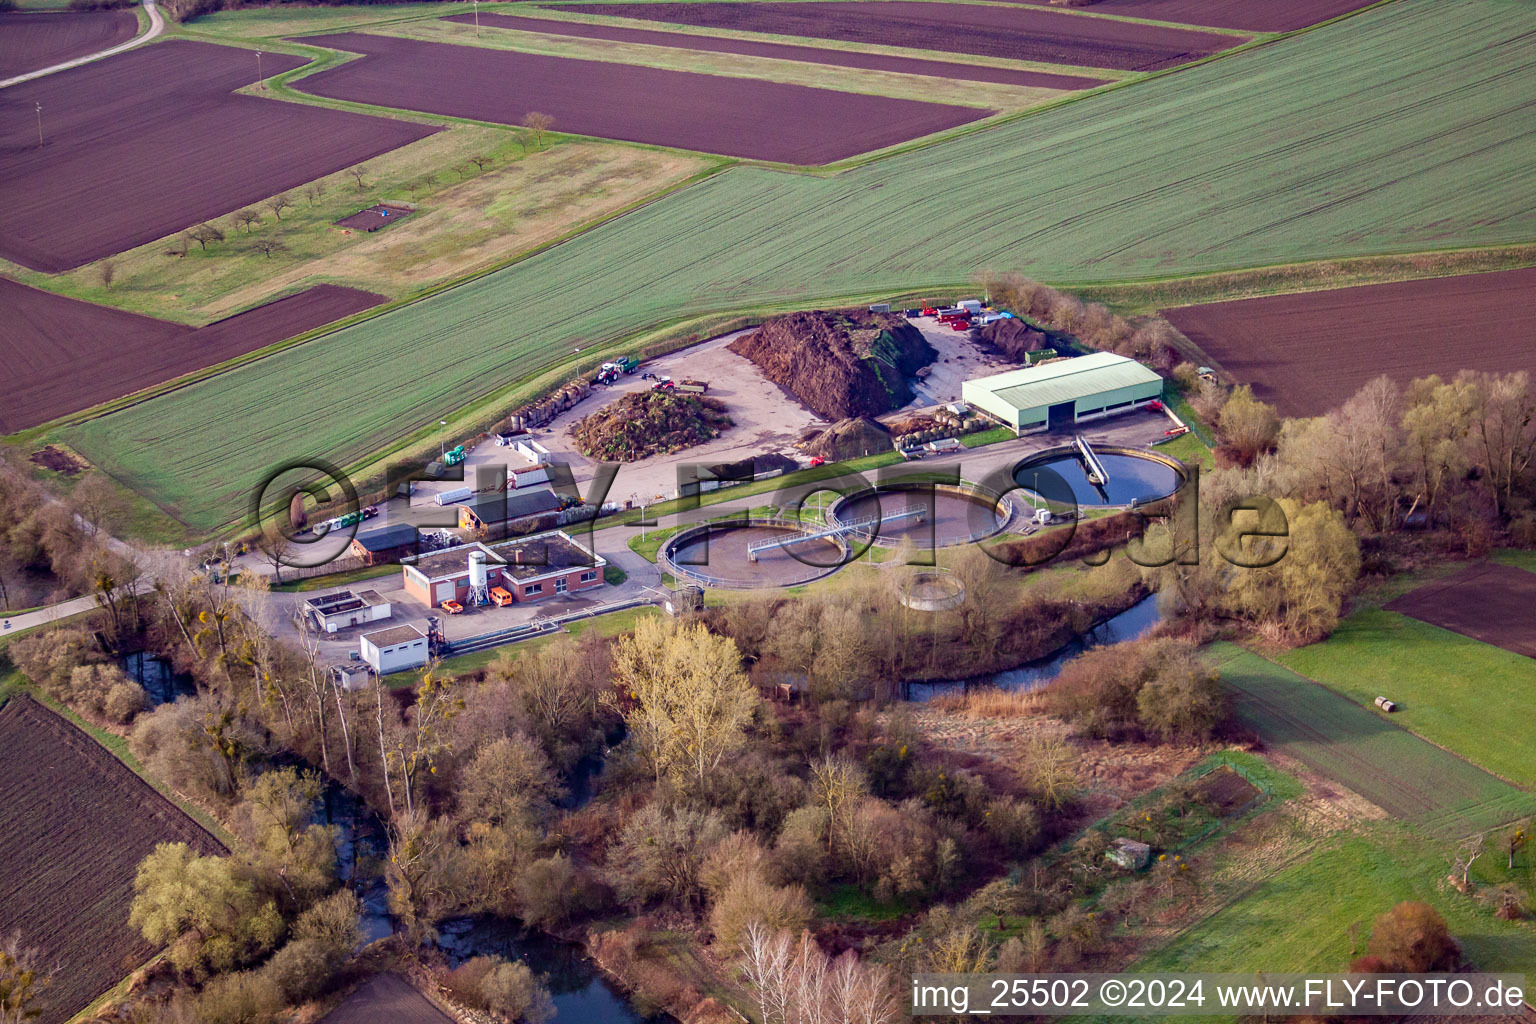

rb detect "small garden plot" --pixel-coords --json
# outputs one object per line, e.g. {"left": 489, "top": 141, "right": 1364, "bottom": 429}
{"left": 1384, "top": 562, "right": 1536, "bottom": 660}
{"left": 334, "top": 202, "right": 415, "bottom": 232}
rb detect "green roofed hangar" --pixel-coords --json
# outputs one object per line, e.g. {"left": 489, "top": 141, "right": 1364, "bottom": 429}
{"left": 961, "top": 351, "right": 1165, "bottom": 434}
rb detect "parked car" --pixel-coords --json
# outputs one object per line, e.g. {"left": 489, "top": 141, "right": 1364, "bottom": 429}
{"left": 441, "top": 600, "right": 464, "bottom": 615}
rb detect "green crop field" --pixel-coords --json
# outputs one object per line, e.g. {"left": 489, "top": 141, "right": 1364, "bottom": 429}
{"left": 61, "top": 0, "right": 1536, "bottom": 531}
{"left": 1211, "top": 645, "right": 1534, "bottom": 838}
{"left": 1276, "top": 609, "right": 1536, "bottom": 788}
{"left": 1136, "top": 825, "right": 1536, "bottom": 978}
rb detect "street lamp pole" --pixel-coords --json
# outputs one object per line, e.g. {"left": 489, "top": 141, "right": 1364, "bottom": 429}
{"left": 34, "top": 103, "right": 43, "bottom": 147}
{"left": 440, "top": 420, "right": 448, "bottom": 459}
{"left": 255, "top": 50, "right": 264, "bottom": 90}
{"left": 473, "top": 0, "right": 480, "bottom": 36}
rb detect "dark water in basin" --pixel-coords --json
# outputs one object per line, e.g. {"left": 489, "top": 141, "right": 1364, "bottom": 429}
{"left": 907, "top": 592, "right": 1162, "bottom": 701}
{"left": 1014, "top": 452, "right": 1181, "bottom": 507}
{"left": 120, "top": 651, "right": 195, "bottom": 705}
{"left": 437, "top": 916, "right": 662, "bottom": 1023}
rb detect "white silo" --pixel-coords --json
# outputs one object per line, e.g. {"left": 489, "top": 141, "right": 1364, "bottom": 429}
{"left": 467, "top": 550, "right": 490, "bottom": 606}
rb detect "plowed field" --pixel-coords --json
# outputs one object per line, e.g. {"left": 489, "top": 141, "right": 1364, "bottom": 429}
{"left": 0, "top": 278, "right": 384, "bottom": 432}
{"left": 290, "top": 32, "right": 991, "bottom": 163}
{"left": 0, "top": 695, "right": 225, "bottom": 1024}
{"left": 1386, "top": 563, "right": 1536, "bottom": 660}
{"left": 0, "top": 9, "right": 138, "bottom": 78}
{"left": 541, "top": 1, "right": 1246, "bottom": 70}
{"left": 0, "top": 40, "right": 438, "bottom": 272}
{"left": 1000, "top": 0, "right": 1374, "bottom": 32}
{"left": 443, "top": 12, "right": 1108, "bottom": 89}
{"left": 1162, "top": 269, "right": 1536, "bottom": 417}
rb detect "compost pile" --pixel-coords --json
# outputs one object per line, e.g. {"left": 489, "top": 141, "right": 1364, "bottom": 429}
{"left": 729, "top": 308, "right": 936, "bottom": 420}
{"left": 979, "top": 317, "right": 1054, "bottom": 362}
{"left": 573, "top": 390, "right": 732, "bottom": 462}
{"left": 807, "top": 417, "right": 893, "bottom": 460}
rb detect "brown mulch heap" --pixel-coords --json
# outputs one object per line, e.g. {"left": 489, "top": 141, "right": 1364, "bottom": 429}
{"left": 28, "top": 445, "right": 86, "bottom": 476}
{"left": 807, "top": 417, "right": 893, "bottom": 461}
{"left": 979, "top": 317, "right": 1053, "bottom": 362}
{"left": 573, "top": 389, "right": 733, "bottom": 462}
{"left": 729, "top": 308, "right": 935, "bottom": 421}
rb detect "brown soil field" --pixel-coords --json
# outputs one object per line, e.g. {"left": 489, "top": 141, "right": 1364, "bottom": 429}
{"left": 0, "top": 9, "right": 139, "bottom": 78}
{"left": 1001, "top": 0, "right": 1373, "bottom": 32}
{"left": 1161, "top": 268, "right": 1536, "bottom": 417}
{"left": 0, "top": 278, "right": 384, "bottom": 432}
{"left": 0, "top": 695, "right": 226, "bottom": 1024}
{"left": 320, "top": 974, "right": 454, "bottom": 1024}
{"left": 290, "top": 32, "right": 990, "bottom": 164}
{"left": 0, "top": 40, "right": 438, "bottom": 273}
{"left": 1386, "top": 563, "right": 1536, "bottom": 660}
{"left": 542, "top": 2, "right": 1246, "bottom": 71}
{"left": 444, "top": 11, "right": 1109, "bottom": 89}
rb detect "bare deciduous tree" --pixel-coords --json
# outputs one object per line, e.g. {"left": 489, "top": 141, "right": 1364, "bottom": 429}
{"left": 469, "top": 153, "right": 491, "bottom": 172}
{"left": 187, "top": 222, "right": 225, "bottom": 251}
{"left": 233, "top": 208, "right": 262, "bottom": 233}
{"left": 302, "top": 181, "right": 327, "bottom": 206}
{"left": 97, "top": 259, "right": 117, "bottom": 290}
{"left": 253, "top": 239, "right": 287, "bottom": 260}
{"left": 521, "top": 111, "right": 554, "bottom": 148}
{"left": 347, "top": 165, "right": 367, "bottom": 190}
{"left": 266, "top": 193, "right": 293, "bottom": 220}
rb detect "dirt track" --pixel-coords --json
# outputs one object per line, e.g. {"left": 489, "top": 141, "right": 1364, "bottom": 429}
{"left": 0, "top": 278, "right": 384, "bottom": 432}
{"left": 1387, "top": 562, "right": 1536, "bottom": 660}
{"left": 1000, "top": 0, "right": 1373, "bottom": 32}
{"left": 318, "top": 974, "right": 454, "bottom": 1024}
{"left": 0, "top": 695, "right": 225, "bottom": 1024}
{"left": 542, "top": 1, "right": 1246, "bottom": 70}
{"left": 446, "top": 12, "right": 1109, "bottom": 90}
{"left": 0, "top": 9, "right": 138, "bottom": 78}
{"left": 0, "top": 40, "right": 438, "bottom": 272}
{"left": 291, "top": 32, "right": 991, "bottom": 164}
{"left": 1162, "top": 268, "right": 1536, "bottom": 417}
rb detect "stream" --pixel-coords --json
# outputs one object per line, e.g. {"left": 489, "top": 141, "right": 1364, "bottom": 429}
{"left": 317, "top": 753, "right": 658, "bottom": 1020}
{"left": 906, "top": 592, "right": 1163, "bottom": 701}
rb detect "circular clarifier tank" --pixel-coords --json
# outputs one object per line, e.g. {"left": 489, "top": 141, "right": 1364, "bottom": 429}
{"left": 661, "top": 518, "right": 847, "bottom": 589}
{"left": 1012, "top": 445, "right": 1185, "bottom": 508}
{"left": 828, "top": 483, "right": 1013, "bottom": 549}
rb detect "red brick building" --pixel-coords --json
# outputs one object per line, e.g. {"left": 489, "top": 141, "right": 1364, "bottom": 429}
{"left": 400, "top": 530, "right": 606, "bottom": 608}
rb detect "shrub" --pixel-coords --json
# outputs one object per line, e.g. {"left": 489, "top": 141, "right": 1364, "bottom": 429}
{"left": 772, "top": 805, "right": 830, "bottom": 886}
{"left": 260, "top": 937, "right": 332, "bottom": 1003}
{"left": 105, "top": 680, "right": 151, "bottom": 724}
{"left": 193, "top": 970, "right": 284, "bottom": 1024}
{"left": 613, "top": 803, "right": 728, "bottom": 908}
{"left": 480, "top": 960, "right": 555, "bottom": 1023}
{"left": 1367, "top": 902, "right": 1460, "bottom": 973}
{"left": 515, "top": 853, "right": 595, "bottom": 928}
{"left": 708, "top": 872, "right": 813, "bottom": 954}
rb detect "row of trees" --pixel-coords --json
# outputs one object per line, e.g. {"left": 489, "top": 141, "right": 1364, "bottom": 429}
{"left": 1204, "top": 371, "right": 1536, "bottom": 535}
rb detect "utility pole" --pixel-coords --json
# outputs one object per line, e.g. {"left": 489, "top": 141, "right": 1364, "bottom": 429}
{"left": 440, "top": 420, "right": 448, "bottom": 459}
{"left": 473, "top": 0, "right": 480, "bottom": 36}
{"left": 255, "top": 49, "right": 264, "bottom": 90}
{"left": 35, "top": 102, "right": 43, "bottom": 147}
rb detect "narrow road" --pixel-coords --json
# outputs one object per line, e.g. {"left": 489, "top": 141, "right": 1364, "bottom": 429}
{"left": 0, "top": 0, "right": 163, "bottom": 91}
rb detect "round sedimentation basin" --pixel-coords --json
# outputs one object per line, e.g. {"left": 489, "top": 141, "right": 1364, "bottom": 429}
{"left": 828, "top": 482, "right": 1013, "bottom": 549}
{"left": 1011, "top": 445, "right": 1185, "bottom": 509}
{"left": 900, "top": 569, "right": 966, "bottom": 612}
{"left": 661, "top": 518, "right": 847, "bottom": 589}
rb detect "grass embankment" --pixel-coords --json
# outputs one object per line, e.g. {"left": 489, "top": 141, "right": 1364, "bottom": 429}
{"left": 61, "top": 0, "right": 1536, "bottom": 532}
{"left": 271, "top": 563, "right": 399, "bottom": 593}
{"left": 387, "top": 604, "right": 661, "bottom": 682}
{"left": 1275, "top": 609, "right": 1536, "bottom": 789}
{"left": 1138, "top": 824, "right": 1536, "bottom": 976}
